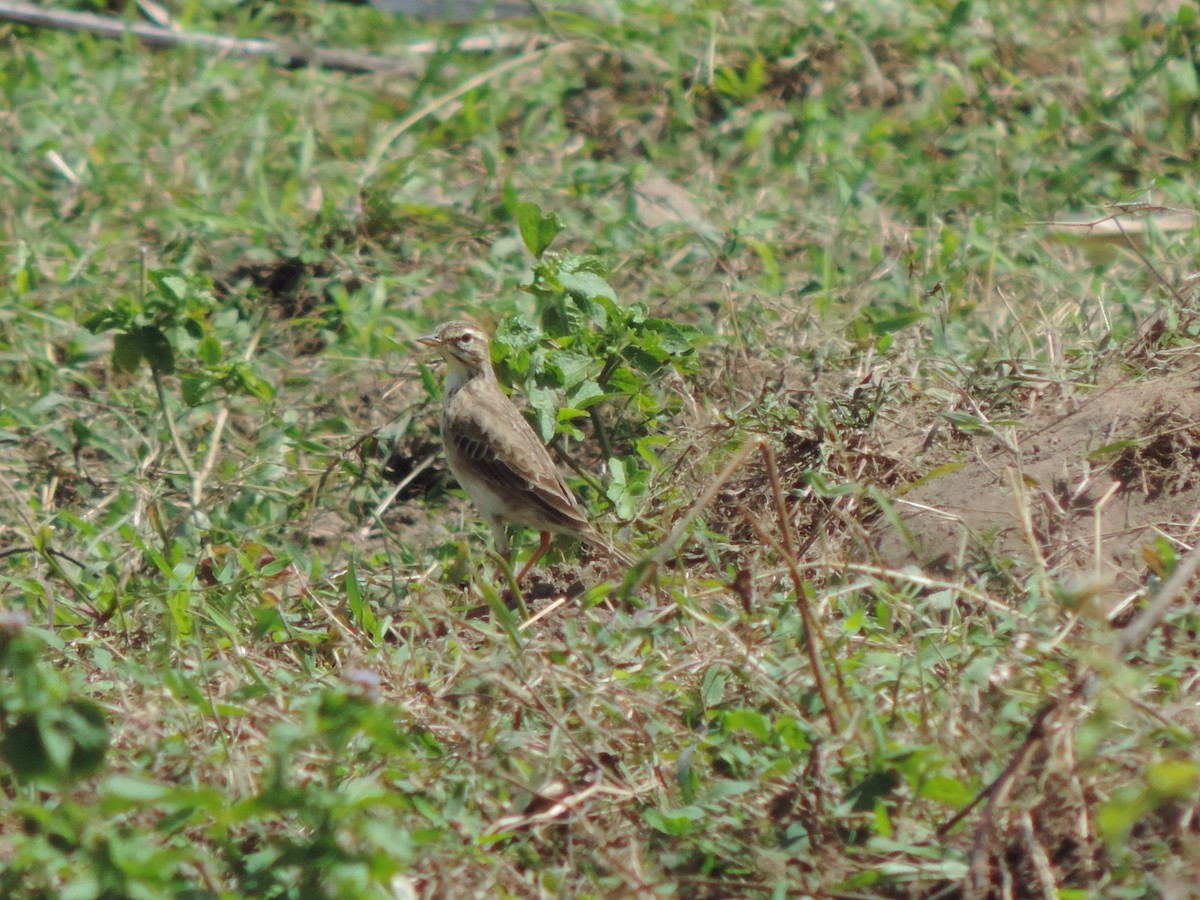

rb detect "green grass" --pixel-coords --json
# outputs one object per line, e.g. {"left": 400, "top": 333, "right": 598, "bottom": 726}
{"left": 3, "top": 0, "right": 1200, "bottom": 896}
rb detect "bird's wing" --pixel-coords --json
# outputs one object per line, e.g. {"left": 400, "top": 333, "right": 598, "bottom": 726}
{"left": 448, "top": 386, "right": 591, "bottom": 534}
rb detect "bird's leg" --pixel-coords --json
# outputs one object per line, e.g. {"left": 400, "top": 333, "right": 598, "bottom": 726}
{"left": 488, "top": 519, "right": 511, "bottom": 557}
{"left": 516, "top": 531, "right": 553, "bottom": 583}
{"left": 487, "top": 519, "right": 524, "bottom": 589}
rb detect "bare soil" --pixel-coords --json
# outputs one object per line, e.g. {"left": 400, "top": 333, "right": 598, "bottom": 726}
{"left": 873, "top": 365, "right": 1200, "bottom": 593}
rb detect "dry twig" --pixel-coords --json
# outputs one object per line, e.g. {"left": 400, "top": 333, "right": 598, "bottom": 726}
{"left": 940, "top": 536, "right": 1200, "bottom": 884}
{"left": 0, "top": 1, "right": 536, "bottom": 74}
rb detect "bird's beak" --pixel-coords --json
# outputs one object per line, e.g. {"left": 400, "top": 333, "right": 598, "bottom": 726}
{"left": 416, "top": 334, "right": 442, "bottom": 348}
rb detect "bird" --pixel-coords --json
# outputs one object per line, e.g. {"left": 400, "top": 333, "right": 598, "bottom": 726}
{"left": 417, "top": 320, "right": 634, "bottom": 582}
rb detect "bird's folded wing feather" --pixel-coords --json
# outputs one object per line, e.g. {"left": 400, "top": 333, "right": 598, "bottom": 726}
{"left": 449, "top": 397, "right": 591, "bottom": 533}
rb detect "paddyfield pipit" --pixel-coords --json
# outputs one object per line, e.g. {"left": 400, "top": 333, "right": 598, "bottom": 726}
{"left": 418, "top": 320, "right": 634, "bottom": 581}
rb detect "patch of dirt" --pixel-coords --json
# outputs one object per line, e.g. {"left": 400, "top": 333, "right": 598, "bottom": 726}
{"left": 872, "top": 369, "right": 1200, "bottom": 588}
{"left": 213, "top": 253, "right": 365, "bottom": 357}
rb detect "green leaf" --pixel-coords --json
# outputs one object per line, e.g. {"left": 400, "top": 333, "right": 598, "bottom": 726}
{"left": 720, "top": 709, "right": 772, "bottom": 743}
{"left": 1147, "top": 759, "right": 1200, "bottom": 795}
{"left": 869, "top": 310, "right": 925, "bottom": 335}
{"left": 516, "top": 201, "right": 564, "bottom": 257}
{"left": 526, "top": 384, "right": 561, "bottom": 442}
{"left": 1087, "top": 439, "right": 1139, "bottom": 460}
{"left": 40, "top": 717, "right": 75, "bottom": 771}
{"left": 181, "top": 373, "right": 211, "bottom": 407}
{"left": 149, "top": 269, "right": 189, "bottom": 304}
{"left": 227, "top": 362, "right": 274, "bottom": 400}
{"left": 714, "top": 56, "right": 765, "bottom": 102}
{"left": 644, "top": 805, "right": 704, "bottom": 836}
{"left": 700, "top": 666, "right": 727, "bottom": 707}
{"left": 60, "top": 701, "right": 107, "bottom": 778}
{"left": 567, "top": 380, "right": 606, "bottom": 409}
{"left": 919, "top": 775, "right": 973, "bottom": 807}
{"left": 111, "top": 331, "right": 144, "bottom": 373}
{"left": 128, "top": 325, "right": 175, "bottom": 374}
{"left": 198, "top": 334, "right": 223, "bottom": 366}
{"left": 555, "top": 414, "right": 586, "bottom": 440}
{"left": 501, "top": 178, "right": 520, "bottom": 216}
{"left": 547, "top": 351, "right": 594, "bottom": 390}
{"left": 642, "top": 318, "right": 704, "bottom": 356}
{"left": 1, "top": 716, "right": 49, "bottom": 779}
{"left": 101, "top": 775, "right": 171, "bottom": 802}
{"left": 0, "top": 700, "right": 107, "bottom": 782}
{"left": 846, "top": 769, "right": 901, "bottom": 812}
{"left": 946, "top": 0, "right": 972, "bottom": 31}
{"left": 542, "top": 294, "right": 588, "bottom": 337}
{"left": 559, "top": 269, "right": 617, "bottom": 305}
{"left": 83, "top": 304, "right": 134, "bottom": 334}
{"left": 1098, "top": 786, "right": 1149, "bottom": 845}
{"left": 346, "top": 557, "right": 363, "bottom": 620}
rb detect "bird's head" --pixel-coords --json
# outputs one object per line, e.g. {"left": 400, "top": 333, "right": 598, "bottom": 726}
{"left": 417, "top": 321, "right": 491, "bottom": 370}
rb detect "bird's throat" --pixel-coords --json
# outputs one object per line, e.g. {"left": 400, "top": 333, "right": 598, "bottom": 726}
{"left": 442, "top": 358, "right": 475, "bottom": 398}
{"left": 442, "top": 356, "right": 494, "bottom": 400}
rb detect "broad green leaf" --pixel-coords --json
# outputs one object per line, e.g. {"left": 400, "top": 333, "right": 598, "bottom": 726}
{"left": 701, "top": 666, "right": 727, "bottom": 707}
{"left": 83, "top": 304, "right": 134, "bottom": 334}
{"left": 547, "top": 351, "right": 593, "bottom": 389}
{"left": 567, "top": 380, "right": 606, "bottom": 409}
{"left": 101, "top": 775, "right": 172, "bottom": 802}
{"left": 642, "top": 318, "right": 704, "bottom": 355}
{"left": 136, "top": 325, "right": 175, "bottom": 374}
{"left": 150, "top": 270, "right": 190, "bottom": 304}
{"left": 644, "top": 805, "right": 705, "bottom": 836}
{"left": 527, "top": 384, "right": 561, "bottom": 442}
{"left": 1, "top": 716, "right": 49, "bottom": 779}
{"left": 720, "top": 709, "right": 772, "bottom": 743}
{"left": 111, "top": 331, "right": 143, "bottom": 373}
{"left": 198, "top": 334, "right": 223, "bottom": 365}
{"left": 559, "top": 269, "right": 617, "bottom": 304}
{"left": 870, "top": 311, "right": 925, "bottom": 334}
{"left": 228, "top": 362, "right": 274, "bottom": 400}
{"left": 516, "top": 202, "right": 563, "bottom": 257}
{"left": 919, "top": 775, "right": 973, "bottom": 807}
{"left": 1147, "top": 759, "right": 1200, "bottom": 795}
{"left": 181, "top": 373, "right": 211, "bottom": 407}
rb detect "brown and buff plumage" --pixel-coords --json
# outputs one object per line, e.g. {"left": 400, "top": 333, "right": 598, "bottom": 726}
{"left": 418, "top": 320, "right": 633, "bottom": 581}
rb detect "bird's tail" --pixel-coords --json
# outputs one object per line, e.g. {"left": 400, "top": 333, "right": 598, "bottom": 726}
{"left": 585, "top": 528, "right": 636, "bottom": 568}
{"left": 607, "top": 543, "right": 636, "bottom": 567}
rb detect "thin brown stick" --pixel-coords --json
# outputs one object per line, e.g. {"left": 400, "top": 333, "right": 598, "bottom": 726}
{"left": 649, "top": 438, "right": 760, "bottom": 566}
{"left": 763, "top": 444, "right": 851, "bottom": 709}
{"left": 192, "top": 318, "right": 265, "bottom": 507}
{"left": 358, "top": 43, "right": 559, "bottom": 185}
{"left": 0, "top": 545, "right": 88, "bottom": 570}
{"left": 739, "top": 502, "right": 838, "bottom": 734}
{"left": 1115, "top": 533, "right": 1200, "bottom": 656}
{"left": 939, "top": 699, "right": 1057, "bottom": 838}
{"left": 0, "top": 1, "right": 533, "bottom": 74}
{"left": 940, "top": 536, "right": 1200, "bottom": 852}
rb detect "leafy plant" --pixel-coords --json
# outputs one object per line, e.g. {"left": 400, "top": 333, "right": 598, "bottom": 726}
{"left": 83, "top": 266, "right": 271, "bottom": 408}
{"left": 470, "top": 202, "right": 706, "bottom": 521}
{"left": 0, "top": 613, "right": 108, "bottom": 783}
{"left": 82, "top": 265, "right": 273, "bottom": 510}
{"left": 3, "top": 0, "right": 1200, "bottom": 895}
{"left": 498, "top": 203, "right": 704, "bottom": 431}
